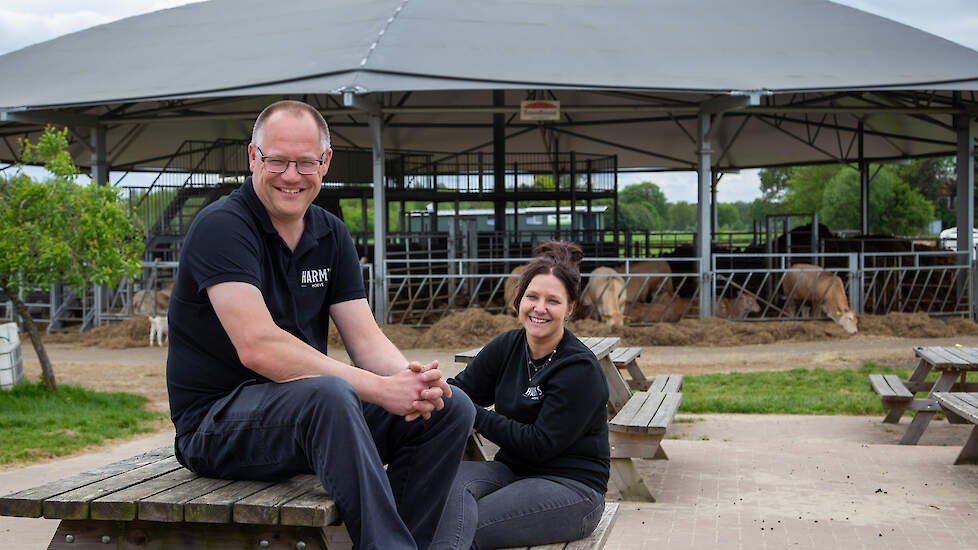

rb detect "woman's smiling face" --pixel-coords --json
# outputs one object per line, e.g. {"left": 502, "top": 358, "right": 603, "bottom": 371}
{"left": 518, "top": 272, "right": 573, "bottom": 343}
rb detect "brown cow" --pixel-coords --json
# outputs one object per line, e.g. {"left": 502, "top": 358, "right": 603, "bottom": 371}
{"left": 582, "top": 267, "right": 627, "bottom": 328}
{"left": 502, "top": 264, "right": 526, "bottom": 314}
{"left": 616, "top": 260, "right": 673, "bottom": 304}
{"left": 781, "top": 264, "right": 858, "bottom": 334}
{"left": 715, "top": 291, "right": 761, "bottom": 320}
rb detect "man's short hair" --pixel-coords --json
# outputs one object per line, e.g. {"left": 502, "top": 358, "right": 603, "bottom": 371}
{"left": 252, "top": 100, "right": 331, "bottom": 151}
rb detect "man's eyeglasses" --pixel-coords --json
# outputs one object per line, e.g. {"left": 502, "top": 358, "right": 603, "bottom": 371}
{"left": 256, "top": 146, "right": 325, "bottom": 175}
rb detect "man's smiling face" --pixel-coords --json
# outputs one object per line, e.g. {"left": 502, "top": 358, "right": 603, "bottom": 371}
{"left": 248, "top": 110, "right": 330, "bottom": 226}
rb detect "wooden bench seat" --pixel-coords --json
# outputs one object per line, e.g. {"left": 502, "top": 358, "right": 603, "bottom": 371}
{"left": 649, "top": 373, "right": 684, "bottom": 393}
{"left": 933, "top": 392, "right": 978, "bottom": 465}
{"left": 869, "top": 374, "right": 914, "bottom": 401}
{"left": 609, "top": 346, "right": 648, "bottom": 390}
{"left": 869, "top": 373, "right": 941, "bottom": 424}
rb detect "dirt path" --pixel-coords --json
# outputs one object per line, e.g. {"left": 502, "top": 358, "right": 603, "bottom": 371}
{"left": 21, "top": 334, "right": 978, "bottom": 411}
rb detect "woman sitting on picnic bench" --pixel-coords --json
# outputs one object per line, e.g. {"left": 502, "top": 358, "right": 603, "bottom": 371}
{"left": 432, "top": 241, "right": 610, "bottom": 549}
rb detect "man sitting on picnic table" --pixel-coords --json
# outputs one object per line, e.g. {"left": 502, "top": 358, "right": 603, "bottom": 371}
{"left": 165, "top": 100, "right": 475, "bottom": 550}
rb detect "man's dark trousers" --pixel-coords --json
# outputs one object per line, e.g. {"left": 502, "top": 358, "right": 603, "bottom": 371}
{"left": 175, "top": 376, "right": 476, "bottom": 550}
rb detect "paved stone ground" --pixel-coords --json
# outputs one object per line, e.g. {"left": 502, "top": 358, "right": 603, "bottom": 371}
{"left": 605, "top": 414, "right": 978, "bottom": 550}
{"left": 2, "top": 415, "right": 976, "bottom": 549}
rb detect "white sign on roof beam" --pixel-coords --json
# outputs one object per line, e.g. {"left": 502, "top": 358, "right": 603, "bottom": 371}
{"left": 520, "top": 100, "right": 560, "bottom": 121}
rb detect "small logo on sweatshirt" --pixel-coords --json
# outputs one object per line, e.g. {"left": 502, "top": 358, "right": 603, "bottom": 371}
{"left": 523, "top": 385, "right": 544, "bottom": 400}
{"left": 300, "top": 267, "right": 330, "bottom": 288}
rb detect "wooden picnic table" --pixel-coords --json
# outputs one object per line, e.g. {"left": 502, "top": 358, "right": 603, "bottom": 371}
{"left": 887, "top": 346, "right": 978, "bottom": 445}
{"left": 0, "top": 446, "right": 347, "bottom": 549}
{"left": 933, "top": 392, "right": 978, "bottom": 464}
{"left": 455, "top": 336, "right": 683, "bottom": 502}
{"left": 0, "top": 444, "right": 619, "bottom": 550}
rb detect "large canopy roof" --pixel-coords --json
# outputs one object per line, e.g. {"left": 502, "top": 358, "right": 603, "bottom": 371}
{"left": 1, "top": 0, "right": 976, "bottom": 172}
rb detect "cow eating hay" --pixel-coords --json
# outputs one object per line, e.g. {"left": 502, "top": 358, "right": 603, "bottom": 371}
{"left": 781, "top": 263, "right": 858, "bottom": 334}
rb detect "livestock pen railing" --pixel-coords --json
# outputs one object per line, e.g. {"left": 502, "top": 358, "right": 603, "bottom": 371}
{"left": 8, "top": 252, "right": 972, "bottom": 329}
{"left": 382, "top": 251, "right": 974, "bottom": 326}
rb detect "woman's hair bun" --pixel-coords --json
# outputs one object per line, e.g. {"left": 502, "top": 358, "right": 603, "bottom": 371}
{"left": 534, "top": 240, "right": 583, "bottom": 266}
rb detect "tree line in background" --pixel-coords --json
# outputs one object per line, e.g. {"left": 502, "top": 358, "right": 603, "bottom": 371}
{"left": 338, "top": 158, "right": 953, "bottom": 237}
{"left": 605, "top": 158, "right": 951, "bottom": 236}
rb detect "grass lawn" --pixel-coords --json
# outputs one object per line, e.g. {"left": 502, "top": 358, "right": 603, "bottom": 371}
{"left": 679, "top": 362, "right": 933, "bottom": 415}
{"left": 0, "top": 382, "right": 165, "bottom": 465}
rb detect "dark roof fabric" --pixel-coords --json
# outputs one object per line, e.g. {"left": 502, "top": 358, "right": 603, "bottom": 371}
{"left": 1, "top": 0, "right": 977, "bottom": 110}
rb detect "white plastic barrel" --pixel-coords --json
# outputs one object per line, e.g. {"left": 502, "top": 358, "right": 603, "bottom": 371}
{"left": 0, "top": 322, "right": 24, "bottom": 389}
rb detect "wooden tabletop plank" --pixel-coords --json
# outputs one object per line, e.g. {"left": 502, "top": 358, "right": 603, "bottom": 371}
{"left": 183, "top": 479, "right": 277, "bottom": 523}
{"left": 234, "top": 474, "right": 319, "bottom": 525}
{"left": 139, "top": 475, "right": 238, "bottom": 522}
{"left": 89, "top": 467, "right": 198, "bottom": 521}
{"left": 958, "top": 392, "right": 978, "bottom": 410}
{"left": 915, "top": 346, "right": 958, "bottom": 367}
{"left": 941, "top": 347, "right": 978, "bottom": 366}
{"left": 0, "top": 446, "right": 173, "bottom": 518}
{"left": 43, "top": 456, "right": 184, "bottom": 520}
{"left": 917, "top": 346, "right": 975, "bottom": 368}
{"left": 279, "top": 484, "right": 339, "bottom": 527}
{"left": 587, "top": 337, "right": 619, "bottom": 360}
{"left": 935, "top": 392, "right": 978, "bottom": 424}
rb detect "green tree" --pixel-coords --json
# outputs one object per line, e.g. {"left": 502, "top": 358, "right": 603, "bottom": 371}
{"left": 716, "top": 203, "right": 741, "bottom": 229}
{"left": 784, "top": 164, "right": 845, "bottom": 213}
{"left": 618, "top": 202, "right": 660, "bottom": 231}
{"left": 895, "top": 157, "right": 953, "bottom": 228}
{"left": 730, "top": 201, "right": 753, "bottom": 228}
{"left": 620, "top": 181, "right": 669, "bottom": 219}
{"left": 668, "top": 201, "right": 697, "bottom": 230}
{"left": 0, "top": 127, "right": 143, "bottom": 393}
{"left": 748, "top": 197, "right": 780, "bottom": 228}
{"left": 820, "top": 166, "right": 934, "bottom": 235}
{"left": 758, "top": 166, "right": 792, "bottom": 202}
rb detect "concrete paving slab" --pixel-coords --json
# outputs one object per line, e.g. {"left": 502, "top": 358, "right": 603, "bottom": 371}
{"left": 3, "top": 415, "right": 976, "bottom": 549}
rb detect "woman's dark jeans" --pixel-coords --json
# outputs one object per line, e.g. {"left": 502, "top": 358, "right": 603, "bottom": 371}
{"left": 430, "top": 460, "right": 605, "bottom": 549}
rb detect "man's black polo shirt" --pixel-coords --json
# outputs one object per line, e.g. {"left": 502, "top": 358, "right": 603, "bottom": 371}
{"left": 166, "top": 178, "right": 366, "bottom": 436}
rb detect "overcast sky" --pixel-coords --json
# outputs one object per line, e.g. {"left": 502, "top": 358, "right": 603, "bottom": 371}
{"left": 2, "top": 0, "right": 976, "bottom": 202}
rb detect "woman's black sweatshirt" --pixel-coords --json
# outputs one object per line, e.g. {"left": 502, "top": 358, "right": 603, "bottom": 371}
{"left": 449, "top": 328, "right": 610, "bottom": 493}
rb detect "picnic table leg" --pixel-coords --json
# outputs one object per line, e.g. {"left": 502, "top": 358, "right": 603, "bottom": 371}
{"left": 883, "top": 408, "right": 906, "bottom": 424}
{"left": 623, "top": 361, "right": 651, "bottom": 391}
{"left": 609, "top": 458, "right": 654, "bottom": 502}
{"left": 907, "top": 358, "right": 931, "bottom": 383}
{"left": 900, "top": 371, "right": 959, "bottom": 445}
{"left": 953, "top": 425, "right": 978, "bottom": 465}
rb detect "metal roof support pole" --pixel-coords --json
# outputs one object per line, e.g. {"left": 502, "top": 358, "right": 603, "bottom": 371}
{"left": 858, "top": 120, "right": 869, "bottom": 235}
{"left": 90, "top": 125, "right": 107, "bottom": 185}
{"left": 696, "top": 112, "right": 713, "bottom": 317}
{"left": 493, "top": 90, "right": 506, "bottom": 233}
{"left": 368, "top": 110, "right": 388, "bottom": 322}
{"left": 954, "top": 113, "right": 975, "bottom": 319}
